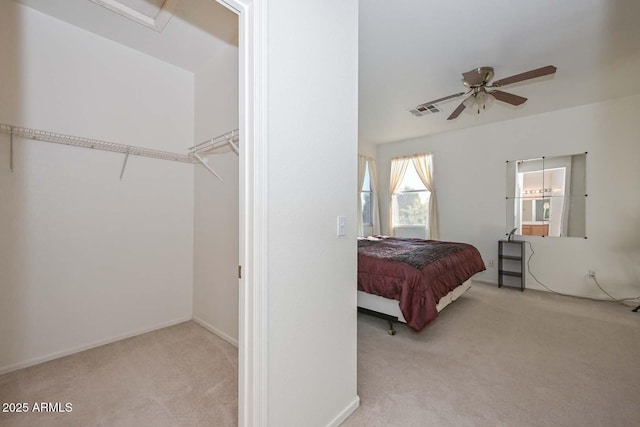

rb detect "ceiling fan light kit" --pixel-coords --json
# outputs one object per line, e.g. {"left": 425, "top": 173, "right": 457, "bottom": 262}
{"left": 463, "top": 89, "right": 494, "bottom": 114}
{"left": 411, "top": 65, "right": 557, "bottom": 120}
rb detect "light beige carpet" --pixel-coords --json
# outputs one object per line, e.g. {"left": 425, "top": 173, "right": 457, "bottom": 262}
{"left": 0, "top": 322, "right": 237, "bottom": 427}
{"left": 344, "top": 282, "right": 640, "bottom": 427}
{"left": 2, "top": 284, "right": 638, "bottom": 427}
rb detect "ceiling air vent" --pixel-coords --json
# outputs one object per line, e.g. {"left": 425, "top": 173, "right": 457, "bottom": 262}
{"left": 410, "top": 104, "right": 441, "bottom": 117}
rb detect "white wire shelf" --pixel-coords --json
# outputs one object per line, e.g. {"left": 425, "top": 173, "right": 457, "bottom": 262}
{"left": 189, "top": 129, "right": 240, "bottom": 156}
{"left": 0, "top": 123, "right": 195, "bottom": 163}
{"left": 1, "top": 122, "right": 241, "bottom": 182}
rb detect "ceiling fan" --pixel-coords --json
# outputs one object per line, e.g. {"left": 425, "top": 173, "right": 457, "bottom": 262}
{"left": 410, "top": 65, "right": 557, "bottom": 120}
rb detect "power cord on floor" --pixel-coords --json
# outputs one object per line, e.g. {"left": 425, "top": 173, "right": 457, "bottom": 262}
{"left": 524, "top": 241, "right": 640, "bottom": 303}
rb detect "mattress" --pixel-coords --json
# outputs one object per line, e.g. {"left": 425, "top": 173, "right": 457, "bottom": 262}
{"left": 358, "top": 237, "right": 485, "bottom": 331}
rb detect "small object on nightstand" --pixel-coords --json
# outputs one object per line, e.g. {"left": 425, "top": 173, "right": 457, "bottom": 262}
{"left": 498, "top": 239, "right": 525, "bottom": 291}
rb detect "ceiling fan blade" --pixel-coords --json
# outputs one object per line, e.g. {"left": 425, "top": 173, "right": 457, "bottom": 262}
{"left": 447, "top": 101, "right": 466, "bottom": 120}
{"left": 491, "top": 65, "right": 557, "bottom": 87}
{"left": 491, "top": 90, "right": 527, "bottom": 106}
{"left": 416, "top": 92, "right": 466, "bottom": 109}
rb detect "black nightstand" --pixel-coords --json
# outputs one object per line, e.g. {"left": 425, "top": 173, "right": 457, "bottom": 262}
{"left": 498, "top": 240, "right": 525, "bottom": 291}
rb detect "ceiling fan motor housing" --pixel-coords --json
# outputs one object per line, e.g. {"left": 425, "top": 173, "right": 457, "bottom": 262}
{"left": 463, "top": 66, "right": 495, "bottom": 87}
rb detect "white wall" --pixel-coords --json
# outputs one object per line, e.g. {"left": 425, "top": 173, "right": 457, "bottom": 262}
{"left": 0, "top": 2, "right": 194, "bottom": 374}
{"left": 266, "top": 1, "right": 359, "bottom": 425}
{"left": 193, "top": 46, "right": 239, "bottom": 345}
{"left": 358, "top": 142, "right": 377, "bottom": 159}
{"left": 376, "top": 94, "right": 640, "bottom": 300}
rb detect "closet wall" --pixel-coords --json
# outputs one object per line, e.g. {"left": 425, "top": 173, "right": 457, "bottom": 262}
{"left": 193, "top": 45, "right": 239, "bottom": 345}
{"left": 265, "top": 0, "right": 359, "bottom": 424}
{"left": 0, "top": 2, "right": 194, "bottom": 374}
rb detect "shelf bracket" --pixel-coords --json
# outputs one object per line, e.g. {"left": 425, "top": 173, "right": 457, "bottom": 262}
{"left": 9, "top": 128, "right": 14, "bottom": 173}
{"left": 119, "top": 151, "right": 129, "bottom": 181}
{"left": 226, "top": 134, "right": 239, "bottom": 155}
{"left": 193, "top": 152, "right": 223, "bottom": 182}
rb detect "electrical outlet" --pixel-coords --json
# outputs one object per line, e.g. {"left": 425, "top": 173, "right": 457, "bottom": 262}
{"left": 588, "top": 270, "right": 596, "bottom": 278}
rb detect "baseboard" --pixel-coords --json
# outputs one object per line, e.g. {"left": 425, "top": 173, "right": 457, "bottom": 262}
{"left": 0, "top": 316, "right": 192, "bottom": 376}
{"left": 473, "top": 278, "right": 498, "bottom": 285}
{"left": 326, "top": 395, "right": 360, "bottom": 427}
{"left": 192, "top": 316, "right": 239, "bottom": 348}
{"left": 475, "top": 279, "right": 640, "bottom": 306}
{"left": 621, "top": 300, "right": 640, "bottom": 309}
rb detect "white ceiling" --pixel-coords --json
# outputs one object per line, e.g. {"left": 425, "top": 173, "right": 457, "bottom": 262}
{"left": 14, "top": 0, "right": 640, "bottom": 146}
{"left": 359, "top": 0, "right": 640, "bottom": 145}
{"left": 16, "top": 0, "right": 238, "bottom": 72}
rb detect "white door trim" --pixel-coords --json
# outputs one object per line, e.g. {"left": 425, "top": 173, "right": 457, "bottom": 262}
{"left": 216, "top": 1, "right": 268, "bottom": 426}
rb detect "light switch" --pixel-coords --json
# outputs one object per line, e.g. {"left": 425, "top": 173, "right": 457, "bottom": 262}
{"left": 337, "top": 216, "right": 346, "bottom": 236}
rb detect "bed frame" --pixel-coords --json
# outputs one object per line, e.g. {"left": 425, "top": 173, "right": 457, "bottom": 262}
{"left": 357, "top": 279, "right": 472, "bottom": 334}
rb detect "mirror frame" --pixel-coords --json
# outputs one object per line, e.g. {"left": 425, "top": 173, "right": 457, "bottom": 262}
{"left": 506, "top": 152, "right": 588, "bottom": 239}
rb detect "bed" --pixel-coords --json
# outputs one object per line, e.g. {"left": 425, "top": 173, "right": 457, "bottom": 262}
{"left": 357, "top": 236, "right": 486, "bottom": 333}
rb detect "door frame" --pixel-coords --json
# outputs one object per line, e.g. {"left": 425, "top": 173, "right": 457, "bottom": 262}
{"left": 216, "top": 1, "right": 268, "bottom": 426}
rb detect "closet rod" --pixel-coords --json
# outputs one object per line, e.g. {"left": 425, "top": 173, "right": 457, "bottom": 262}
{"left": 0, "top": 123, "right": 195, "bottom": 164}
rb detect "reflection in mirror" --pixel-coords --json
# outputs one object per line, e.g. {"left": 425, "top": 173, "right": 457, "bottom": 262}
{"left": 506, "top": 153, "right": 587, "bottom": 238}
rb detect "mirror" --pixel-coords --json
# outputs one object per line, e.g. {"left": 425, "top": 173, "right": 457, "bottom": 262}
{"left": 506, "top": 153, "right": 587, "bottom": 238}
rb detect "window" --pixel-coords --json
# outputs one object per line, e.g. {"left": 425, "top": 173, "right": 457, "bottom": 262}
{"left": 391, "top": 158, "right": 431, "bottom": 237}
{"left": 392, "top": 161, "right": 430, "bottom": 228}
{"left": 361, "top": 162, "right": 373, "bottom": 226}
{"left": 389, "top": 154, "right": 438, "bottom": 239}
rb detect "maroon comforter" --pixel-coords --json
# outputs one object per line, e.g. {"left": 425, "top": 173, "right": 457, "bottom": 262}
{"left": 358, "top": 237, "right": 486, "bottom": 331}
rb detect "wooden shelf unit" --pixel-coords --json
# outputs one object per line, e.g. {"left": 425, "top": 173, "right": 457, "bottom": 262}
{"left": 498, "top": 240, "right": 525, "bottom": 291}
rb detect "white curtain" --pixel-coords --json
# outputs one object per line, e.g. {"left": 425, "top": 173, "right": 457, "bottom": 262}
{"left": 358, "top": 155, "right": 367, "bottom": 237}
{"left": 412, "top": 153, "right": 439, "bottom": 240}
{"left": 388, "top": 157, "right": 410, "bottom": 236}
{"left": 368, "top": 159, "right": 381, "bottom": 235}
